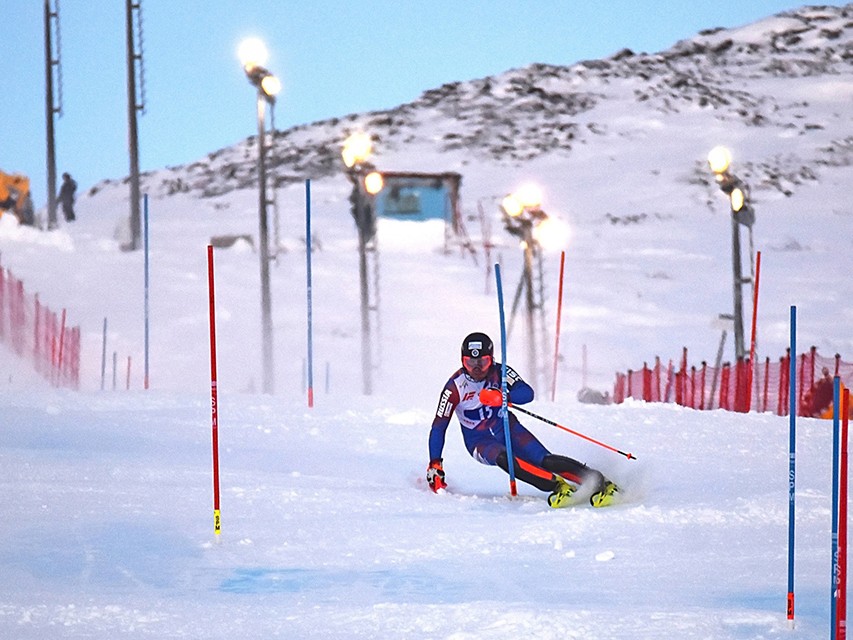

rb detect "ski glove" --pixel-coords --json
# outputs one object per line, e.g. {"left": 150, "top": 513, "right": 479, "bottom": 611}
{"left": 427, "top": 459, "right": 447, "bottom": 492}
{"left": 479, "top": 388, "right": 503, "bottom": 407}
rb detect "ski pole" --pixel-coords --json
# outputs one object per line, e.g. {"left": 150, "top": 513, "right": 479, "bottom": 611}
{"left": 509, "top": 404, "right": 637, "bottom": 460}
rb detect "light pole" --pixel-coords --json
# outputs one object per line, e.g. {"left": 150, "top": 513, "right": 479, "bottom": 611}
{"left": 708, "top": 146, "right": 756, "bottom": 362}
{"left": 342, "top": 132, "right": 383, "bottom": 395}
{"left": 501, "top": 184, "right": 549, "bottom": 387}
{"left": 125, "top": 0, "right": 145, "bottom": 250}
{"left": 239, "top": 38, "right": 282, "bottom": 394}
{"left": 43, "top": 0, "right": 60, "bottom": 230}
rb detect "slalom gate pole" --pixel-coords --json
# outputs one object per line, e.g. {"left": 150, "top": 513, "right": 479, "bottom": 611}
{"left": 207, "top": 246, "right": 221, "bottom": 537}
{"left": 508, "top": 403, "right": 636, "bottom": 460}
{"left": 833, "top": 376, "right": 841, "bottom": 639}
{"left": 495, "top": 263, "right": 517, "bottom": 496}
{"left": 787, "top": 305, "right": 797, "bottom": 627}
{"left": 305, "top": 179, "right": 314, "bottom": 408}
{"left": 550, "top": 250, "right": 566, "bottom": 402}
{"left": 840, "top": 388, "right": 850, "bottom": 640}
{"left": 143, "top": 193, "right": 150, "bottom": 390}
{"left": 747, "top": 250, "right": 761, "bottom": 409}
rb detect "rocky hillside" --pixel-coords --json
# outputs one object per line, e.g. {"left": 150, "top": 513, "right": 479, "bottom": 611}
{"left": 87, "top": 3, "right": 852, "bottom": 205}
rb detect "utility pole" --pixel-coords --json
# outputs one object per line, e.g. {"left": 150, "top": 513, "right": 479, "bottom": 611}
{"left": 43, "top": 0, "right": 61, "bottom": 229}
{"left": 125, "top": 0, "right": 144, "bottom": 251}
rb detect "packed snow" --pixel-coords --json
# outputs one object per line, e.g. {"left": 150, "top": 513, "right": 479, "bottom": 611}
{"left": 1, "top": 5, "right": 852, "bottom": 638}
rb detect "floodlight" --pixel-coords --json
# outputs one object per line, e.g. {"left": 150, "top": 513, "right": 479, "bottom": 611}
{"left": 238, "top": 37, "right": 268, "bottom": 72}
{"left": 364, "top": 171, "right": 384, "bottom": 195}
{"left": 532, "top": 216, "right": 571, "bottom": 251}
{"left": 342, "top": 132, "right": 373, "bottom": 168}
{"left": 515, "top": 183, "right": 542, "bottom": 209}
{"left": 260, "top": 74, "right": 282, "bottom": 98}
{"left": 707, "top": 146, "right": 732, "bottom": 175}
{"left": 730, "top": 187, "right": 745, "bottom": 212}
{"left": 501, "top": 194, "right": 523, "bottom": 217}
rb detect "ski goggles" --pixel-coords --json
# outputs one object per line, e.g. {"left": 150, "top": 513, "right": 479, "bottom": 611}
{"left": 463, "top": 355, "right": 493, "bottom": 370}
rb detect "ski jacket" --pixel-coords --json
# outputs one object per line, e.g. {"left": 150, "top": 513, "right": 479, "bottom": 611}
{"left": 58, "top": 179, "right": 76, "bottom": 206}
{"left": 428, "top": 363, "right": 533, "bottom": 462}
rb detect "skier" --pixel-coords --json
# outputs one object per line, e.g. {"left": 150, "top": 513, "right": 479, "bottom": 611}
{"left": 426, "top": 331, "right": 618, "bottom": 508}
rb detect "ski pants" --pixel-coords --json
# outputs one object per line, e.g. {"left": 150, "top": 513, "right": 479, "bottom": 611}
{"left": 467, "top": 419, "right": 604, "bottom": 493}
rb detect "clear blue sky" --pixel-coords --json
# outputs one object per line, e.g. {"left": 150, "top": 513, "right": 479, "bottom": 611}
{"left": 0, "top": 1, "right": 821, "bottom": 210}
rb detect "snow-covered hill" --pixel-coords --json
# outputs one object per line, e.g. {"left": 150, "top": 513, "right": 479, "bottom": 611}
{"left": 3, "top": 3, "right": 845, "bottom": 396}
{"left": 98, "top": 3, "right": 853, "bottom": 201}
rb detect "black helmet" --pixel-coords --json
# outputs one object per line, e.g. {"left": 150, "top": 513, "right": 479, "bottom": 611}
{"left": 461, "top": 332, "right": 493, "bottom": 358}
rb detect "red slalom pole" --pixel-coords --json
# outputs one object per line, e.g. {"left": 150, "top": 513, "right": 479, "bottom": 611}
{"left": 207, "top": 246, "right": 221, "bottom": 537}
{"left": 747, "top": 251, "right": 761, "bottom": 410}
{"left": 509, "top": 403, "right": 636, "bottom": 460}
{"left": 839, "top": 388, "right": 849, "bottom": 640}
{"left": 550, "top": 250, "right": 566, "bottom": 402}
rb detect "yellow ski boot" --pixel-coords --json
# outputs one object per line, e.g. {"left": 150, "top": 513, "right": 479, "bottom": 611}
{"left": 590, "top": 481, "right": 619, "bottom": 508}
{"left": 547, "top": 476, "right": 577, "bottom": 508}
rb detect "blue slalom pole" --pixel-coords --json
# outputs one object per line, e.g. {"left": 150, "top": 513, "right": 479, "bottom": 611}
{"left": 143, "top": 193, "right": 150, "bottom": 390}
{"left": 306, "top": 179, "right": 314, "bottom": 408}
{"left": 787, "top": 305, "right": 797, "bottom": 627}
{"left": 495, "top": 263, "right": 517, "bottom": 496}
{"left": 832, "top": 376, "right": 841, "bottom": 639}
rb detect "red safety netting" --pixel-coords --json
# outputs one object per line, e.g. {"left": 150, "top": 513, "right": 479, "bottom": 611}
{"left": 0, "top": 263, "right": 80, "bottom": 389}
{"left": 614, "top": 346, "right": 851, "bottom": 417}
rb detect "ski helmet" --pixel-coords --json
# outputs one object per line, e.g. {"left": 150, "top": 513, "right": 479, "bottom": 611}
{"left": 461, "top": 332, "right": 493, "bottom": 359}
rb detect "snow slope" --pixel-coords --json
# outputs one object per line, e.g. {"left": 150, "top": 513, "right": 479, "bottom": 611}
{"left": 0, "top": 386, "right": 842, "bottom": 638}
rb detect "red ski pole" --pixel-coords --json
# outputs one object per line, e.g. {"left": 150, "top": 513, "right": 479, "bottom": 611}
{"left": 509, "top": 403, "right": 636, "bottom": 460}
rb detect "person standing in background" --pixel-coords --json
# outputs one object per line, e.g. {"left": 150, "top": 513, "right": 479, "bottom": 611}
{"left": 58, "top": 172, "right": 77, "bottom": 222}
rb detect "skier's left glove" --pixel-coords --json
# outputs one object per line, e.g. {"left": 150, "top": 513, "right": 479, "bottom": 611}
{"left": 427, "top": 459, "right": 447, "bottom": 492}
{"left": 479, "top": 388, "right": 503, "bottom": 407}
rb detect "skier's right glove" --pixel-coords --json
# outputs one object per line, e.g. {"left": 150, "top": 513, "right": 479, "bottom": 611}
{"left": 479, "top": 388, "right": 503, "bottom": 407}
{"left": 427, "top": 459, "right": 447, "bottom": 492}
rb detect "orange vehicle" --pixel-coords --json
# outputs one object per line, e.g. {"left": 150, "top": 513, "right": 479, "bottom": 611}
{"left": 0, "top": 170, "right": 35, "bottom": 225}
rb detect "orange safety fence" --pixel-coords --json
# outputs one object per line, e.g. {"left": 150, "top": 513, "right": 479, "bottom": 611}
{"left": 614, "top": 346, "right": 852, "bottom": 417}
{"left": 0, "top": 262, "right": 80, "bottom": 389}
